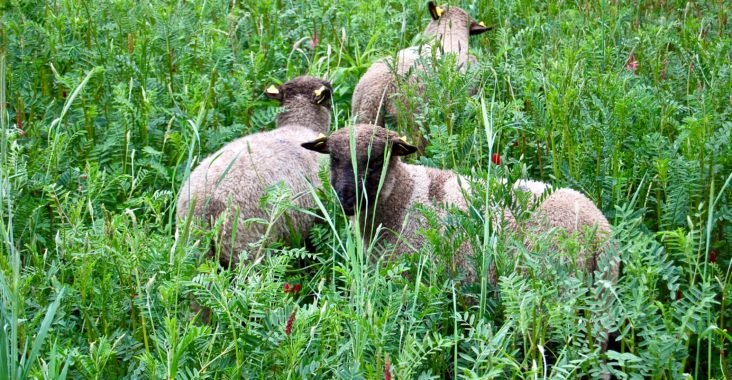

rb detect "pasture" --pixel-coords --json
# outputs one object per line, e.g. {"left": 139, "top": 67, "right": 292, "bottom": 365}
{"left": 1, "top": 0, "right": 730, "bottom": 378}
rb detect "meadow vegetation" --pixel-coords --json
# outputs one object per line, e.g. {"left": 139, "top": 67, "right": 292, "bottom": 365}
{"left": 1, "top": 0, "right": 731, "bottom": 378}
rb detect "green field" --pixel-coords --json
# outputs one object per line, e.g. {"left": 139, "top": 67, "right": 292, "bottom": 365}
{"left": 1, "top": 0, "right": 731, "bottom": 378}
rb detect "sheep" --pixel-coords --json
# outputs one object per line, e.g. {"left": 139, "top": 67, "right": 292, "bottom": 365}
{"left": 301, "top": 123, "right": 619, "bottom": 284}
{"left": 304, "top": 125, "right": 619, "bottom": 372}
{"left": 303, "top": 124, "right": 619, "bottom": 361}
{"left": 177, "top": 76, "right": 332, "bottom": 267}
{"left": 351, "top": 2, "right": 491, "bottom": 127}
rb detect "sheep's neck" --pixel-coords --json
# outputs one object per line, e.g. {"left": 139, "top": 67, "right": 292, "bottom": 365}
{"left": 430, "top": 27, "right": 469, "bottom": 68}
{"left": 276, "top": 107, "right": 330, "bottom": 133}
{"left": 360, "top": 161, "right": 414, "bottom": 244}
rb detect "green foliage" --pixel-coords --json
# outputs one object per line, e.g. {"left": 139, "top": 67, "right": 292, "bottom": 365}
{"left": 1, "top": 0, "right": 730, "bottom": 378}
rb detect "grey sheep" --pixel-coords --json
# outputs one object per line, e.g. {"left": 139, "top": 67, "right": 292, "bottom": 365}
{"left": 304, "top": 124, "right": 619, "bottom": 366}
{"left": 301, "top": 124, "right": 619, "bottom": 285}
{"left": 351, "top": 2, "right": 490, "bottom": 127}
{"left": 177, "top": 76, "right": 332, "bottom": 267}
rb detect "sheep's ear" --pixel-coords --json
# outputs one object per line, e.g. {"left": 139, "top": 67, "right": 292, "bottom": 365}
{"left": 301, "top": 135, "right": 329, "bottom": 154}
{"left": 428, "top": 2, "right": 444, "bottom": 20}
{"left": 264, "top": 84, "right": 283, "bottom": 101}
{"left": 469, "top": 21, "right": 492, "bottom": 35}
{"left": 391, "top": 137, "right": 417, "bottom": 156}
{"left": 312, "top": 85, "right": 331, "bottom": 104}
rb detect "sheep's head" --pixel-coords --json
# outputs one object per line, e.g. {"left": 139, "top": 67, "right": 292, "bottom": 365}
{"left": 264, "top": 75, "right": 332, "bottom": 107}
{"left": 302, "top": 124, "right": 417, "bottom": 216}
{"left": 265, "top": 76, "right": 332, "bottom": 131}
{"left": 426, "top": 2, "right": 491, "bottom": 37}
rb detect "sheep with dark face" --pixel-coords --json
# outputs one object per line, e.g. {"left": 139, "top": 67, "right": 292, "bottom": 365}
{"left": 301, "top": 124, "right": 618, "bottom": 285}
{"left": 303, "top": 124, "right": 619, "bottom": 362}
{"left": 177, "top": 76, "right": 332, "bottom": 267}
{"left": 351, "top": 2, "right": 490, "bottom": 127}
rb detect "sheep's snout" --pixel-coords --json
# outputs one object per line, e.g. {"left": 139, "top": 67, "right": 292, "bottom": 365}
{"left": 338, "top": 192, "right": 356, "bottom": 216}
{"left": 333, "top": 179, "right": 357, "bottom": 216}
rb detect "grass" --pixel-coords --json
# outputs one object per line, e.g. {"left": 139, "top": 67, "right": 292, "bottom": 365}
{"left": 1, "top": 0, "right": 731, "bottom": 378}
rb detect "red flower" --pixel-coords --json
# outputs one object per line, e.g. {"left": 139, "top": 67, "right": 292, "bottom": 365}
{"left": 491, "top": 153, "right": 501, "bottom": 165}
{"left": 626, "top": 53, "right": 638, "bottom": 73}
{"left": 709, "top": 249, "right": 717, "bottom": 263}
{"left": 283, "top": 283, "right": 302, "bottom": 294}
{"left": 285, "top": 310, "right": 297, "bottom": 336}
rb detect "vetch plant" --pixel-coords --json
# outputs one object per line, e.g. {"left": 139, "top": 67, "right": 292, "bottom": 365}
{"left": 0, "top": 0, "right": 729, "bottom": 378}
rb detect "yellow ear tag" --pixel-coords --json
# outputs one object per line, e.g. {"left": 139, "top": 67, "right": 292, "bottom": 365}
{"left": 478, "top": 21, "right": 486, "bottom": 27}
{"left": 399, "top": 135, "right": 409, "bottom": 144}
{"left": 435, "top": 6, "right": 444, "bottom": 17}
{"left": 313, "top": 85, "right": 326, "bottom": 97}
{"left": 317, "top": 133, "right": 327, "bottom": 139}
{"left": 266, "top": 85, "right": 279, "bottom": 94}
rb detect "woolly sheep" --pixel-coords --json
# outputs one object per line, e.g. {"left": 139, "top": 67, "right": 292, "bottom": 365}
{"left": 351, "top": 2, "right": 491, "bottom": 127}
{"left": 304, "top": 125, "right": 618, "bottom": 373}
{"left": 177, "top": 76, "right": 332, "bottom": 267}
{"left": 301, "top": 124, "right": 619, "bottom": 285}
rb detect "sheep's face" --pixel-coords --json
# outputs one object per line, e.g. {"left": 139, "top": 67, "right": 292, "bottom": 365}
{"left": 427, "top": 2, "right": 491, "bottom": 37}
{"left": 265, "top": 75, "right": 333, "bottom": 109}
{"left": 302, "top": 125, "right": 417, "bottom": 216}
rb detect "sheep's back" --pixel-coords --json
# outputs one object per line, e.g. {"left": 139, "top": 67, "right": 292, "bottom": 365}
{"left": 513, "top": 179, "right": 550, "bottom": 199}
{"left": 406, "top": 166, "right": 469, "bottom": 207}
{"left": 351, "top": 45, "right": 434, "bottom": 126}
{"left": 385, "top": 165, "right": 474, "bottom": 278}
{"left": 351, "top": 61, "right": 394, "bottom": 126}
{"left": 395, "top": 45, "right": 433, "bottom": 75}
{"left": 176, "top": 126, "right": 325, "bottom": 265}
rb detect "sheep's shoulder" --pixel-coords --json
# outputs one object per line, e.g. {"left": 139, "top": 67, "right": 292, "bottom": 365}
{"left": 415, "top": 167, "right": 468, "bottom": 209}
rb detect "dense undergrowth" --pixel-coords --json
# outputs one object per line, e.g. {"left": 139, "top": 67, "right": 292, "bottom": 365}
{"left": 1, "top": 0, "right": 731, "bottom": 378}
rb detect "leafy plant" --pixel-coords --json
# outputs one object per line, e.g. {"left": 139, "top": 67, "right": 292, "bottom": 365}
{"left": 1, "top": 0, "right": 730, "bottom": 378}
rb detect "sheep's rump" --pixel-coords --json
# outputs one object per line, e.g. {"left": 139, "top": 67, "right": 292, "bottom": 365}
{"left": 176, "top": 126, "right": 324, "bottom": 266}
{"left": 505, "top": 185, "right": 616, "bottom": 281}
